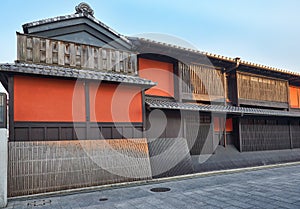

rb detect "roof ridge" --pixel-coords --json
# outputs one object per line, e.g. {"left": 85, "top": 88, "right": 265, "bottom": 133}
{"left": 130, "top": 36, "right": 300, "bottom": 77}
{"left": 22, "top": 13, "right": 131, "bottom": 45}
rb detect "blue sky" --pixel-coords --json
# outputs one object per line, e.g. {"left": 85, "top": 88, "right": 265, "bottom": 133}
{"left": 1, "top": 0, "right": 300, "bottom": 72}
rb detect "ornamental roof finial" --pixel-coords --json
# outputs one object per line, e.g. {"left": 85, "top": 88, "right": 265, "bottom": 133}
{"left": 75, "top": 2, "right": 94, "bottom": 16}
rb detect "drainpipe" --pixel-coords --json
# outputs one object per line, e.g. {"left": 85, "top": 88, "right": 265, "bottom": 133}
{"left": 225, "top": 57, "right": 241, "bottom": 73}
{"left": 224, "top": 58, "right": 241, "bottom": 150}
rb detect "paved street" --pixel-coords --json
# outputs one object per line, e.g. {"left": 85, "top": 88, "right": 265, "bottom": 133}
{"left": 7, "top": 164, "right": 300, "bottom": 209}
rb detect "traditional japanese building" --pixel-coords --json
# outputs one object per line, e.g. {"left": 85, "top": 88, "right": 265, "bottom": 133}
{"left": 1, "top": 3, "right": 300, "bottom": 197}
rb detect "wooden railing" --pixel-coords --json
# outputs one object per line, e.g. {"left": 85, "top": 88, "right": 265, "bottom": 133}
{"left": 179, "top": 62, "right": 225, "bottom": 101}
{"left": 17, "top": 33, "right": 137, "bottom": 75}
{"left": 237, "top": 72, "right": 288, "bottom": 104}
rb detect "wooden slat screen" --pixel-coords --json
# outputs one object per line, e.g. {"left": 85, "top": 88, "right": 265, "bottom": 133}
{"left": 237, "top": 72, "right": 288, "bottom": 103}
{"left": 241, "top": 118, "right": 290, "bottom": 151}
{"left": 179, "top": 62, "right": 224, "bottom": 100}
{"left": 183, "top": 112, "right": 213, "bottom": 155}
{"left": 17, "top": 33, "right": 137, "bottom": 75}
{"left": 8, "top": 139, "right": 151, "bottom": 197}
{"left": 291, "top": 120, "right": 300, "bottom": 148}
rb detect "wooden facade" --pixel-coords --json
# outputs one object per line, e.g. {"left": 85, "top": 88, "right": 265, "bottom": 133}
{"left": 240, "top": 118, "right": 290, "bottom": 151}
{"left": 237, "top": 72, "right": 289, "bottom": 108}
{"left": 17, "top": 33, "right": 137, "bottom": 75}
{"left": 3, "top": 3, "right": 300, "bottom": 197}
{"left": 179, "top": 62, "right": 225, "bottom": 102}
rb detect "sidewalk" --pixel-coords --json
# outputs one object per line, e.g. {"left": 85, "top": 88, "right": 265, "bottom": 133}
{"left": 7, "top": 164, "right": 300, "bottom": 209}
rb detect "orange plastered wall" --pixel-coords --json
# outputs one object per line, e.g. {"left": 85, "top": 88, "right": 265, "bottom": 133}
{"left": 14, "top": 75, "right": 86, "bottom": 122}
{"left": 214, "top": 117, "right": 233, "bottom": 132}
{"left": 89, "top": 82, "right": 142, "bottom": 122}
{"left": 214, "top": 117, "right": 220, "bottom": 131}
{"left": 139, "top": 58, "right": 174, "bottom": 97}
{"left": 289, "top": 86, "right": 299, "bottom": 108}
{"left": 226, "top": 118, "right": 233, "bottom": 132}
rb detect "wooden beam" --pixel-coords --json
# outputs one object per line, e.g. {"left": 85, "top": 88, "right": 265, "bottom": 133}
{"left": 223, "top": 70, "right": 227, "bottom": 106}
{"left": 8, "top": 76, "right": 14, "bottom": 141}
{"left": 238, "top": 117, "right": 242, "bottom": 152}
{"left": 84, "top": 81, "right": 90, "bottom": 140}
{"left": 289, "top": 120, "right": 293, "bottom": 149}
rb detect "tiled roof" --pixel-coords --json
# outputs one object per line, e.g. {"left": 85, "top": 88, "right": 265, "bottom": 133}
{"left": 145, "top": 97, "right": 300, "bottom": 117}
{"left": 0, "top": 63, "right": 156, "bottom": 88}
{"left": 22, "top": 13, "right": 131, "bottom": 45}
{"left": 131, "top": 37, "right": 300, "bottom": 77}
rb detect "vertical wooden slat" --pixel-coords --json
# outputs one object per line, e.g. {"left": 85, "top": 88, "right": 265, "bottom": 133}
{"left": 123, "top": 52, "right": 128, "bottom": 74}
{"left": 75, "top": 45, "right": 81, "bottom": 67}
{"left": 52, "top": 41, "right": 58, "bottom": 64}
{"left": 32, "top": 37, "right": 40, "bottom": 63}
{"left": 93, "top": 48, "right": 98, "bottom": 70}
{"left": 40, "top": 40, "right": 46, "bottom": 63}
{"left": 119, "top": 52, "right": 124, "bottom": 73}
{"left": 115, "top": 51, "right": 120, "bottom": 72}
{"left": 69, "top": 43, "right": 76, "bottom": 67}
{"left": 64, "top": 43, "right": 70, "bottom": 66}
{"left": 45, "top": 39, "right": 53, "bottom": 64}
{"left": 17, "top": 34, "right": 27, "bottom": 62}
{"left": 81, "top": 45, "right": 88, "bottom": 68}
{"left": 58, "top": 41, "right": 65, "bottom": 66}
{"left": 97, "top": 48, "right": 103, "bottom": 71}
{"left": 102, "top": 49, "right": 107, "bottom": 71}
{"left": 132, "top": 54, "right": 137, "bottom": 75}
{"left": 87, "top": 46, "right": 94, "bottom": 69}
{"left": 107, "top": 50, "right": 111, "bottom": 71}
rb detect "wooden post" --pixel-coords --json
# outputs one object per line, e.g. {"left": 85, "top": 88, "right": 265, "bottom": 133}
{"left": 235, "top": 72, "right": 240, "bottom": 107}
{"left": 174, "top": 62, "right": 182, "bottom": 102}
{"left": 289, "top": 120, "right": 293, "bottom": 149}
{"left": 238, "top": 117, "right": 243, "bottom": 152}
{"left": 223, "top": 70, "right": 227, "bottom": 106}
{"left": 84, "top": 81, "right": 90, "bottom": 140}
{"left": 8, "top": 76, "right": 14, "bottom": 141}
{"left": 224, "top": 118, "right": 227, "bottom": 148}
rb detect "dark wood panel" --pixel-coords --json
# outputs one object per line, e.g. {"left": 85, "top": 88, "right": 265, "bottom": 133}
{"left": 239, "top": 98, "right": 288, "bottom": 109}
{"left": 237, "top": 72, "right": 288, "bottom": 105}
{"left": 240, "top": 117, "right": 290, "bottom": 151}
{"left": 145, "top": 109, "right": 181, "bottom": 139}
{"left": 291, "top": 120, "right": 300, "bottom": 148}
{"left": 12, "top": 122, "right": 143, "bottom": 141}
{"left": 183, "top": 111, "right": 213, "bottom": 155}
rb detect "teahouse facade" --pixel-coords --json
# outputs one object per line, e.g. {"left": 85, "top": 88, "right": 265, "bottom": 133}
{"left": 1, "top": 3, "right": 300, "bottom": 197}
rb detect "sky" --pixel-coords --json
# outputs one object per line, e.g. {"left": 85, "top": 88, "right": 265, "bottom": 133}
{"left": 1, "top": 0, "right": 300, "bottom": 72}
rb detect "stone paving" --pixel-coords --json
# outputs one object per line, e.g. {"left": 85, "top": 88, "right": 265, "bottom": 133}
{"left": 6, "top": 164, "right": 300, "bottom": 209}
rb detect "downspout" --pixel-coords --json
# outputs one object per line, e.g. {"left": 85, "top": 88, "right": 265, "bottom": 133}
{"left": 225, "top": 57, "right": 241, "bottom": 73}
{"left": 223, "top": 57, "right": 241, "bottom": 149}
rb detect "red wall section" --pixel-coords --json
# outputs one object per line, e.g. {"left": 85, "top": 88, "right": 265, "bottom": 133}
{"left": 214, "top": 117, "right": 220, "bottom": 131}
{"left": 226, "top": 118, "right": 233, "bottom": 132}
{"left": 290, "top": 86, "right": 299, "bottom": 108}
{"left": 89, "top": 82, "right": 142, "bottom": 122}
{"left": 139, "top": 58, "right": 174, "bottom": 97}
{"left": 14, "top": 76, "right": 86, "bottom": 122}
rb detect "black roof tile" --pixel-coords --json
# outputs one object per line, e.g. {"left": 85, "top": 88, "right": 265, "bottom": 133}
{"left": 145, "top": 97, "right": 300, "bottom": 117}
{"left": 0, "top": 63, "right": 156, "bottom": 88}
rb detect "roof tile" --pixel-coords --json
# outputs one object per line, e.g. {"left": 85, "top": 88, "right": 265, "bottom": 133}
{"left": 145, "top": 97, "right": 300, "bottom": 117}
{"left": 0, "top": 63, "right": 156, "bottom": 88}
